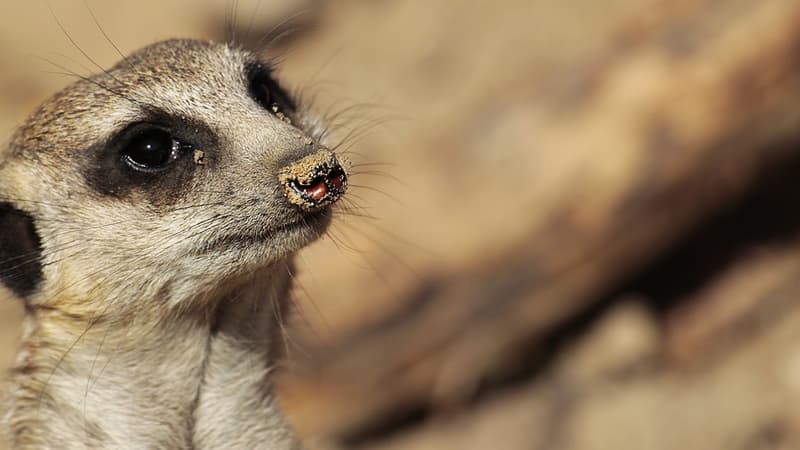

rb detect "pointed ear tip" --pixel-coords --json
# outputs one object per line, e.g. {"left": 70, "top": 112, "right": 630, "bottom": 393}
{"left": 0, "top": 202, "right": 43, "bottom": 299}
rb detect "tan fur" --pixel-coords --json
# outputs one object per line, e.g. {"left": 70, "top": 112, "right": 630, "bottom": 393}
{"left": 0, "top": 39, "right": 340, "bottom": 449}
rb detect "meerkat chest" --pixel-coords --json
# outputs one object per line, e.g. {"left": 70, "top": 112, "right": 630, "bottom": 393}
{"left": 19, "top": 318, "right": 212, "bottom": 449}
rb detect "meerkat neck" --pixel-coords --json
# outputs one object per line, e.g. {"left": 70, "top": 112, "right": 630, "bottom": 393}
{"left": 5, "top": 267, "right": 301, "bottom": 450}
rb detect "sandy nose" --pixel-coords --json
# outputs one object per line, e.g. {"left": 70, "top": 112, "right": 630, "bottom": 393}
{"left": 278, "top": 149, "right": 348, "bottom": 210}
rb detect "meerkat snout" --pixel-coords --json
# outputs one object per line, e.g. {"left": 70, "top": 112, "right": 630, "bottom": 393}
{"left": 279, "top": 148, "right": 348, "bottom": 210}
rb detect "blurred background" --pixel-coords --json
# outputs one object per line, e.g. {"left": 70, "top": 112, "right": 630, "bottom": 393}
{"left": 3, "top": 0, "right": 800, "bottom": 449}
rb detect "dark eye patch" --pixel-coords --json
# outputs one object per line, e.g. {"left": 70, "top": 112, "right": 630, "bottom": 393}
{"left": 246, "top": 63, "right": 296, "bottom": 118}
{"left": 83, "top": 109, "right": 218, "bottom": 207}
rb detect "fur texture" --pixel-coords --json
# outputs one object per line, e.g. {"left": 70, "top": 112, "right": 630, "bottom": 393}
{"left": 0, "top": 39, "right": 337, "bottom": 449}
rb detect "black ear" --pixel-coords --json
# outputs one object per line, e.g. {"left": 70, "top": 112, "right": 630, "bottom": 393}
{"left": 0, "top": 202, "right": 43, "bottom": 298}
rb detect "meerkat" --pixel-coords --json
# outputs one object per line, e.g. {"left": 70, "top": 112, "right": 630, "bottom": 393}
{"left": 0, "top": 38, "right": 348, "bottom": 449}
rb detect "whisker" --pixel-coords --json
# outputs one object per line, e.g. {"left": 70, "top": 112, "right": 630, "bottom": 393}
{"left": 347, "top": 183, "right": 405, "bottom": 206}
{"left": 348, "top": 160, "right": 396, "bottom": 168}
{"left": 45, "top": 1, "right": 129, "bottom": 93}
{"left": 244, "top": 0, "right": 265, "bottom": 45}
{"left": 329, "top": 116, "right": 402, "bottom": 153}
{"left": 83, "top": 0, "right": 126, "bottom": 60}
{"left": 34, "top": 55, "right": 143, "bottom": 108}
{"left": 294, "top": 46, "right": 345, "bottom": 100}
{"left": 338, "top": 220, "right": 424, "bottom": 282}
{"left": 347, "top": 169, "right": 410, "bottom": 190}
{"left": 286, "top": 257, "right": 333, "bottom": 347}
{"left": 83, "top": 318, "right": 111, "bottom": 434}
{"left": 253, "top": 9, "right": 312, "bottom": 53}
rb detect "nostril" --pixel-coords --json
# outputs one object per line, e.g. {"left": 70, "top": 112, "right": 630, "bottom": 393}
{"left": 279, "top": 150, "right": 348, "bottom": 210}
{"left": 327, "top": 167, "right": 347, "bottom": 196}
{"left": 302, "top": 178, "right": 329, "bottom": 203}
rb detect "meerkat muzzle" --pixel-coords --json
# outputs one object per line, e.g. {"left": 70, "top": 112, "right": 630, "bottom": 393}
{"left": 279, "top": 149, "right": 347, "bottom": 210}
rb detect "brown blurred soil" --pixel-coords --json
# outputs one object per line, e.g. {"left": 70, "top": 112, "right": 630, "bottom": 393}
{"left": 4, "top": 1, "right": 800, "bottom": 449}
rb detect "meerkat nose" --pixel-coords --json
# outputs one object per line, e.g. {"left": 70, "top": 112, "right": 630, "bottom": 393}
{"left": 279, "top": 149, "right": 348, "bottom": 210}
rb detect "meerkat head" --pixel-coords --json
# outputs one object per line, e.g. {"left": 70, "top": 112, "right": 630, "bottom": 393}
{"left": 0, "top": 39, "right": 346, "bottom": 314}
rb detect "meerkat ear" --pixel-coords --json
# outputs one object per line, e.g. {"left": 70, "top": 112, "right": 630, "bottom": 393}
{"left": 0, "top": 202, "right": 43, "bottom": 299}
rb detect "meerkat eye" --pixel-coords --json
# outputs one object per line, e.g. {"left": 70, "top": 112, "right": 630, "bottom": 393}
{"left": 251, "top": 81, "right": 273, "bottom": 110}
{"left": 247, "top": 64, "right": 296, "bottom": 118}
{"left": 121, "top": 128, "right": 182, "bottom": 171}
